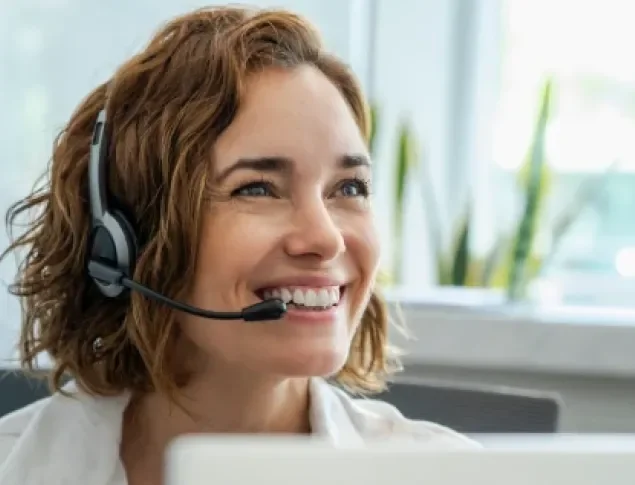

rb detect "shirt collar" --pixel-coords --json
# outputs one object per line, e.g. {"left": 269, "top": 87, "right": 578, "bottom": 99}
{"left": 0, "top": 378, "right": 363, "bottom": 485}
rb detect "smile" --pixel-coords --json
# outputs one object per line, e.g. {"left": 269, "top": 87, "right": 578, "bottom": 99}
{"left": 258, "top": 286, "right": 344, "bottom": 310}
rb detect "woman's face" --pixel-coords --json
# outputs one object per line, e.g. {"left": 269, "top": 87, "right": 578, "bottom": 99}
{"left": 179, "top": 65, "right": 379, "bottom": 380}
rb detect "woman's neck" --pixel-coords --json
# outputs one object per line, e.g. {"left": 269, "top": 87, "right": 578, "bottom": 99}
{"left": 120, "top": 375, "right": 311, "bottom": 484}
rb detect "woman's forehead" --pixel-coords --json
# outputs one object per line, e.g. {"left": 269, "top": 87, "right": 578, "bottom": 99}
{"left": 212, "top": 66, "right": 366, "bottom": 176}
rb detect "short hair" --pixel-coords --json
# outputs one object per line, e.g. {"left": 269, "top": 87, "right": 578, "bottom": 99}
{"left": 1, "top": 6, "right": 399, "bottom": 398}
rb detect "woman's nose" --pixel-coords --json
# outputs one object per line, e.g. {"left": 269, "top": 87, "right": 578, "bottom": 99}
{"left": 283, "top": 202, "right": 345, "bottom": 262}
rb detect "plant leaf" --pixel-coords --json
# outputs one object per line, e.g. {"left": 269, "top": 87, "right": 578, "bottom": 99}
{"left": 507, "top": 78, "right": 552, "bottom": 300}
{"left": 392, "top": 120, "right": 413, "bottom": 284}
{"left": 368, "top": 103, "right": 379, "bottom": 158}
{"left": 450, "top": 207, "right": 470, "bottom": 286}
{"left": 480, "top": 234, "right": 508, "bottom": 286}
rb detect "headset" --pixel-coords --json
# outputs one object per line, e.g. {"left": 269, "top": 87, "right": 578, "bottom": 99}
{"left": 86, "top": 108, "right": 286, "bottom": 322}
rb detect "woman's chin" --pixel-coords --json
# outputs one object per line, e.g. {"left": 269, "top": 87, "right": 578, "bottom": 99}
{"left": 261, "top": 346, "right": 350, "bottom": 379}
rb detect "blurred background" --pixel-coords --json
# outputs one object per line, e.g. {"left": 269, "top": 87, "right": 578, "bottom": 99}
{"left": 1, "top": 0, "right": 634, "bottom": 436}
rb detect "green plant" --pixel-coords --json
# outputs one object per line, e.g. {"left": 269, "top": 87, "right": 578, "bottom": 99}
{"left": 368, "top": 103, "right": 379, "bottom": 159}
{"left": 438, "top": 79, "right": 554, "bottom": 297}
{"left": 506, "top": 79, "right": 553, "bottom": 299}
{"left": 392, "top": 120, "right": 419, "bottom": 284}
{"left": 437, "top": 78, "right": 611, "bottom": 299}
{"left": 373, "top": 78, "right": 607, "bottom": 299}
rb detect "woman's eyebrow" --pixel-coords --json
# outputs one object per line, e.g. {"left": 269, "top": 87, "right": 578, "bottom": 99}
{"left": 214, "top": 153, "right": 371, "bottom": 184}
{"left": 214, "top": 156, "right": 293, "bottom": 184}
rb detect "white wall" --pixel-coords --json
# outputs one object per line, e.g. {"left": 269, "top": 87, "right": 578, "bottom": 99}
{"left": 367, "top": 0, "right": 459, "bottom": 287}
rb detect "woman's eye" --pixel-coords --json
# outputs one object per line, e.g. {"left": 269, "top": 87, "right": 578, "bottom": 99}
{"left": 231, "top": 181, "right": 274, "bottom": 198}
{"left": 336, "top": 178, "right": 370, "bottom": 198}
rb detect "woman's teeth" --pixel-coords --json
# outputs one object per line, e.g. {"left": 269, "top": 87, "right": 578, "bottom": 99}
{"left": 262, "top": 287, "right": 341, "bottom": 309}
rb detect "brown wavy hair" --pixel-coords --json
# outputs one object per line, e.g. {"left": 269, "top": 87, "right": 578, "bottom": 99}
{"left": 1, "top": 6, "right": 399, "bottom": 398}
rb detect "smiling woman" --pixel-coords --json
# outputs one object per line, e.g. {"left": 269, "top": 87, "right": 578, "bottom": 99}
{"left": 181, "top": 63, "right": 380, "bottom": 388}
{"left": 0, "top": 5, "right": 474, "bottom": 485}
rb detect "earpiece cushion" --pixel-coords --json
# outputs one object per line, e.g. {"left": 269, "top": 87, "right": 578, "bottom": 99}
{"left": 112, "top": 210, "right": 138, "bottom": 277}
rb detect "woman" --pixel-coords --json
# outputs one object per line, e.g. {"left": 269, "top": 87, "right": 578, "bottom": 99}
{"left": 0, "top": 5, "right": 475, "bottom": 485}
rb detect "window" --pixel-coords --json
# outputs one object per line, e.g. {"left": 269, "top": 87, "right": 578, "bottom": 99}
{"left": 489, "top": 0, "right": 635, "bottom": 307}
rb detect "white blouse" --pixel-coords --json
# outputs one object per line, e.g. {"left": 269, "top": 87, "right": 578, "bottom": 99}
{"left": 0, "top": 378, "right": 477, "bottom": 485}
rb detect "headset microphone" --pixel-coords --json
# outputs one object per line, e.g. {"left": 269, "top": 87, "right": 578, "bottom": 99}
{"left": 86, "top": 109, "right": 286, "bottom": 322}
{"left": 87, "top": 261, "right": 285, "bottom": 321}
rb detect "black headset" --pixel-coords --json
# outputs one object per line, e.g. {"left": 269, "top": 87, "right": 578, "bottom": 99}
{"left": 85, "top": 108, "right": 285, "bottom": 321}
{"left": 87, "top": 109, "right": 137, "bottom": 298}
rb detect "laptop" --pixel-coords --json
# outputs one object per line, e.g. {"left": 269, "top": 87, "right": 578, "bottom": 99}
{"left": 165, "top": 435, "right": 635, "bottom": 485}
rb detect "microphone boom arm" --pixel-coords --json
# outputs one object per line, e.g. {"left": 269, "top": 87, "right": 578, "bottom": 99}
{"left": 87, "top": 260, "right": 286, "bottom": 321}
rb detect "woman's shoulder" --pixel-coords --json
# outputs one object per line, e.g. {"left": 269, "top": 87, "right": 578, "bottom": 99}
{"left": 317, "top": 381, "right": 479, "bottom": 448}
{"left": 0, "top": 383, "right": 129, "bottom": 484}
{"left": 347, "top": 394, "right": 479, "bottom": 447}
{"left": 0, "top": 396, "right": 51, "bottom": 463}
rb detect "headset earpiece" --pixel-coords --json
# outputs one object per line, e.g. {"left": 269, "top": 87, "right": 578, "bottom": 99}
{"left": 87, "top": 109, "right": 138, "bottom": 298}
{"left": 88, "top": 211, "right": 137, "bottom": 298}
{"left": 112, "top": 209, "right": 138, "bottom": 277}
